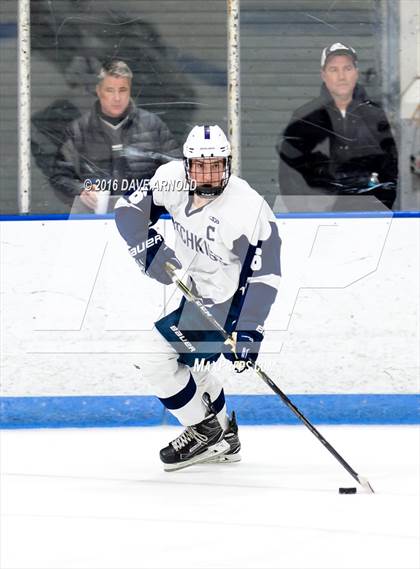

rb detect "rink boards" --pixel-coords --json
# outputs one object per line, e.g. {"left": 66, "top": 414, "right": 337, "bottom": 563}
{"left": 1, "top": 214, "right": 419, "bottom": 427}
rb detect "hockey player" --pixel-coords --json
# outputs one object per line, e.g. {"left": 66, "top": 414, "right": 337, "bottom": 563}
{"left": 115, "top": 125, "right": 281, "bottom": 471}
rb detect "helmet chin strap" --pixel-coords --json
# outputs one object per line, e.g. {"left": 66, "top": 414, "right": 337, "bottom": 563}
{"left": 194, "top": 184, "right": 224, "bottom": 197}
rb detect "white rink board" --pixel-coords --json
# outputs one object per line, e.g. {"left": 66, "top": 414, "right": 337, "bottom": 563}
{"left": 1, "top": 216, "right": 419, "bottom": 397}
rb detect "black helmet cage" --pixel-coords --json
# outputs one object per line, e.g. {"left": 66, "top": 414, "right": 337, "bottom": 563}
{"left": 184, "top": 156, "right": 232, "bottom": 197}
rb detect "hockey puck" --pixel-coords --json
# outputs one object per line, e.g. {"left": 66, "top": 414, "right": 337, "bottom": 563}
{"left": 339, "top": 487, "right": 357, "bottom": 494}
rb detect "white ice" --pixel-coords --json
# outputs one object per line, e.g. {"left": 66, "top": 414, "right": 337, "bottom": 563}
{"left": 1, "top": 425, "right": 419, "bottom": 569}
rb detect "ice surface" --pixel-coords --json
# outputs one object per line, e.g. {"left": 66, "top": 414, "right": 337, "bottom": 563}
{"left": 1, "top": 425, "right": 419, "bottom": 569}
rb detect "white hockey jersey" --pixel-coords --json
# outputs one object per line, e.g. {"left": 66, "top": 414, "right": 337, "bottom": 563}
{"left": 115, "top": 160, "right": 281, "bottom": 328}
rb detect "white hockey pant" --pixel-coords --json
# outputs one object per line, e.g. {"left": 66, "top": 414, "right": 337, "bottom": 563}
{"left": 140, "top": 327, "right": 228, "bottom": 428}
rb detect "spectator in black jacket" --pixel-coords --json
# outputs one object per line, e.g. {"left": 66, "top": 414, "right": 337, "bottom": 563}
{"left": 51, "top": 60, "right": 182, "bottom": 213}
{"left": 276, "top": 42, "right": 398, "bottom": 211}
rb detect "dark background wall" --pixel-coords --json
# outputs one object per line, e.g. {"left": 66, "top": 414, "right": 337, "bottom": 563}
{"left": 0, "top": 0, "right": 394, "bottom": 214}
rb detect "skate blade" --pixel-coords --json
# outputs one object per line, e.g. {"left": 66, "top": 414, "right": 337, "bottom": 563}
{"left": 204, "top": 452, "right": 242, "bottom": 464}
{"left": 163, "top": 440, "right": 230, "bottom": 472}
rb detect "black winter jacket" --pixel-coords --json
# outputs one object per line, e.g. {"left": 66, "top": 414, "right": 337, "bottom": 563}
{"left": 277, "top": 84, "right": 398, "bottom": 207}
{"left": 51, "top": 101, "right": 182, "bottom": 200}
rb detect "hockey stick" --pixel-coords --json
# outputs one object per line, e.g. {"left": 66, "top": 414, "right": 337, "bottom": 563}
{"left": 165, "top": 262, "right": 375, "bottom": 493}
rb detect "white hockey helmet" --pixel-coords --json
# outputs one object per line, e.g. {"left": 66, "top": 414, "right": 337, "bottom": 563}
{"left": 183, "top": 125, "right": 232, "bottom": 196}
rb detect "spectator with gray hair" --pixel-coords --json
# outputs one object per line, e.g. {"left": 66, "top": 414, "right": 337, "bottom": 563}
{"left": 276, "top": 42, "right": 398, "bottom": 211}
{"left": 51, "top": 60, "right": 182, "bottom": 213}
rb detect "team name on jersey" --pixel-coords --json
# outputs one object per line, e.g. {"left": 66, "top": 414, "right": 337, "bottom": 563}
{"left": 172, "top": 220, "right": 225, "bottom": 264}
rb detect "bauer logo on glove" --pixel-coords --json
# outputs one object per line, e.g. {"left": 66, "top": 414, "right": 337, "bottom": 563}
{"left": 130, "top": 228, "right": 182, "bottom": 285}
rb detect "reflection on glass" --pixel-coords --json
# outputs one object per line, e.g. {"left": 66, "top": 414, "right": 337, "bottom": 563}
{"left": 30, "top": 1, "right": 196, "bottom": 212}
{"left": 276, "top": 42, "right": 398, "bottom": 212}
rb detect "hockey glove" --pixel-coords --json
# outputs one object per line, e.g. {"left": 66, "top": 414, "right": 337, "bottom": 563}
{"left": 129, "top": 228, "right": 181, "bottom": 285}
{"left": 225, "top": 330, "right": 264, "bottom": 373}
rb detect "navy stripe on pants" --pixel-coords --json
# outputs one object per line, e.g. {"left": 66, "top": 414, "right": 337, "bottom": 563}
{"left": 158, "top": 373, "right": 197, "bottom": 410}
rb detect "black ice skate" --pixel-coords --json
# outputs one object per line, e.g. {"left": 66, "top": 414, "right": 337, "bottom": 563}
{"left": 160, "top": 414, "right": 230, "bottom": 472}
{"left": 204, "top": 411, "right": 241, "bottom": 463}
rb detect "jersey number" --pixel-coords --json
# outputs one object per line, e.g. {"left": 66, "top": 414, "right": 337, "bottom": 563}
{"left": 128, "top": 188, "right": 147, "bottom": 205}
{"left": 251, "top": 248, "right": 262, "bottom": 271}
